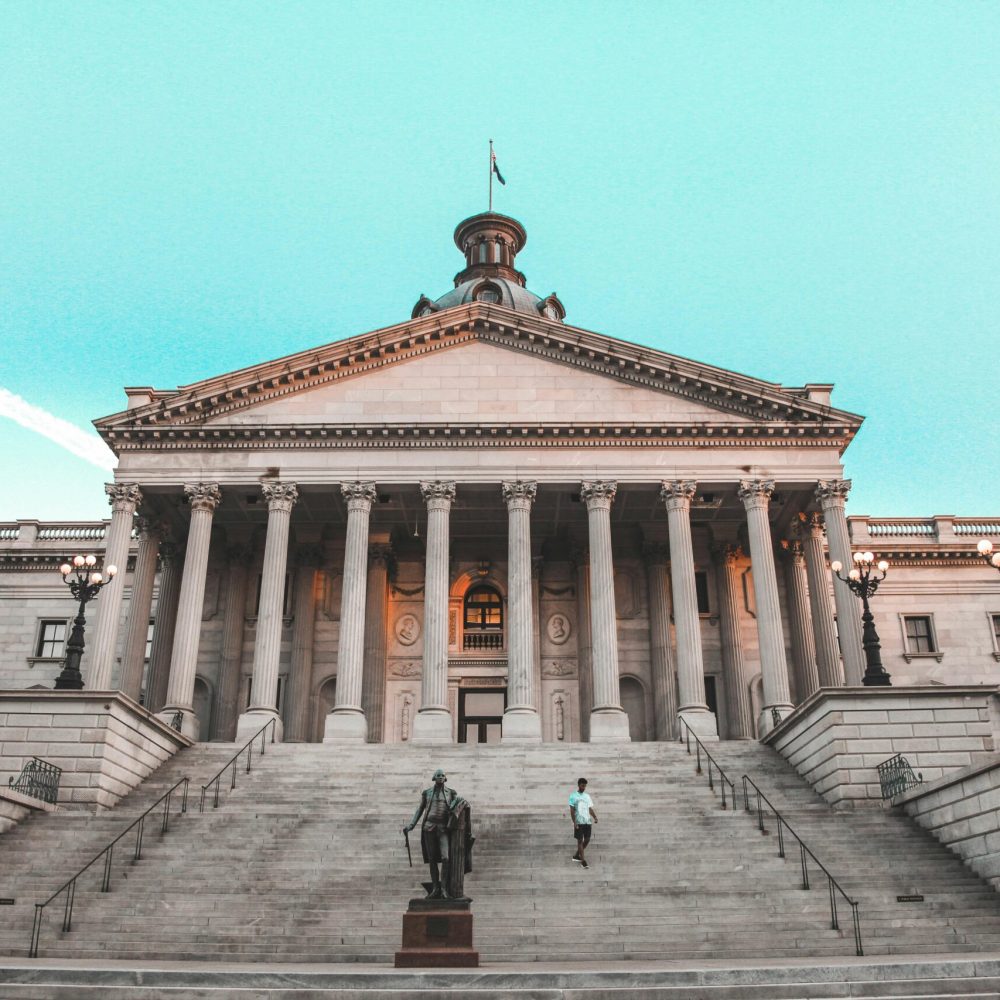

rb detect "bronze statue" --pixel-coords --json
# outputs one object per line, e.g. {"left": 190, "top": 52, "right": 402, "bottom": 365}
{"left": 403, "top": 768, "right": 474, "bottom": 900}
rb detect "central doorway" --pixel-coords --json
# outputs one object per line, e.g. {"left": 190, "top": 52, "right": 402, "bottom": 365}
{"left": 458, "top": 689, "right": 506, "bottom": 744}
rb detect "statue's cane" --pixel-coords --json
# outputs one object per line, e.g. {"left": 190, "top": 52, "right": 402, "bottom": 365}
{"left": 404, "top": 828, "right": 413, "bottom": 867}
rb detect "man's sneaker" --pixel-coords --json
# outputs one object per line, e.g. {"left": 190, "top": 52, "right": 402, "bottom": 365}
{"left": 572, "top": 854, "right": 582, "bottom": 863}
{"left": 581, "top": 859, "right": 589, "bottom": 868}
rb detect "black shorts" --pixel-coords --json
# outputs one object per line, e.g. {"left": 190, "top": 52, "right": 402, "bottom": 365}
{"left": 574, "top": 823, "right": 592, "bottom": 841}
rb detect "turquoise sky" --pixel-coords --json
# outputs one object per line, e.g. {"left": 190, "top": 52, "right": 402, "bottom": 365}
{"left": 2, "top": 2, "right": 998, "bottom": 521}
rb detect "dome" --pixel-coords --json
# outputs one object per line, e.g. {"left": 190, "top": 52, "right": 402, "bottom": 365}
{"left": 411, "top": 212, "right": 566, "bottom": 323}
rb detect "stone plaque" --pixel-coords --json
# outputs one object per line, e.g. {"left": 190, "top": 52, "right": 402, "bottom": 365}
{"left": 546, "top": 613, "right": 571, "bottom": 645}
{"left": 395, "top": 614, "right": 420, "bottom": 646}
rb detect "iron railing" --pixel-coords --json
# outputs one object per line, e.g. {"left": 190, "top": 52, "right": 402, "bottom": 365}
{"left": 199, "top": 717, "right": 276, "bottom": 811}
{"left": 29, "top": 776, "right": 189, "bottom": 958}
{"left": 8, "top": 758, "right": 62, "bottom": 805}
{"left": 677, "top": 716, "right": 737, "bottom": 810}
{"left": 877, "top": 753, "right": 923, "bottom": 800}
{"left": 741, "top": 774, "right": 862, "bottom": 956}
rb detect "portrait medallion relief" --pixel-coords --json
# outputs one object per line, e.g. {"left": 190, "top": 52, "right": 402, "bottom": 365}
{"left": 395, "top": 613, "right": 421, "bottom": 646}
{"left": 546, "top": 613, "right": 572, "bottom": 645}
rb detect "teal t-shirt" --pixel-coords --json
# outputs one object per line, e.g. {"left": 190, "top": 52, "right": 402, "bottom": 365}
{"left": 569, "top": 790, "right": 593, "bottom": 825}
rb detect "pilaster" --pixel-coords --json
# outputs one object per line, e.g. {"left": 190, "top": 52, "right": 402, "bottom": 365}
{"left": 713, "top": 543, "right": 753, "bottom": 739}
{"left": 799, "top": 512, "right": 845, "bottom": 688}
{"left": 643, "top": 542, "right": 677, "bottom": 741}
{"left": 119, "top": 516, "right": 161, "bottom": 702}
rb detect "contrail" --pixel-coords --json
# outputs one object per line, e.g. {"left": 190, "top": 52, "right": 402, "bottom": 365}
{"left": 0, "top": 387, "right": 117, "bottom": 471}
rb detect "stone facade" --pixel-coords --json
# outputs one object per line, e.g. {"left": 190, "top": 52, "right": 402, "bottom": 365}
{"left": 1, "top": 214, "right": 999, "bottom": 750}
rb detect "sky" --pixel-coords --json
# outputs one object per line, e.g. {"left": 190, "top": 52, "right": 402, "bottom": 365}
{"left": 1, "top": 2, "right": 998, "bottom": 521}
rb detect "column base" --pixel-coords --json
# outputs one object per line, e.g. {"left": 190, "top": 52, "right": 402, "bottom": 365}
{"left": 235, "top": 708, "right": 283, "bottom": 744}
{"left": 501, "top": 708, "right": 542, "bottom": 743}
{"left": 324, "top": 707, "right": 368, "bottom": 743}
{"left": 758, "top": 703, "right": 794, "bottom": 738}
{"left": 588, "top": 708, "right": 631, "bottom": 743}
{"left": 156, "top": 707, "right": 200, "bottom": 741}
{"left": 678, "top": 708, "right": 719, "bottom": 743}
{"left": 411, "top": 708, "right": 453, "bottom": 744}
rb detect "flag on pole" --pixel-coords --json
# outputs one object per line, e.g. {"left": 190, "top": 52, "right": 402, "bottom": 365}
{"left": 491, "top": 149, "right": 506, "bottom": 186}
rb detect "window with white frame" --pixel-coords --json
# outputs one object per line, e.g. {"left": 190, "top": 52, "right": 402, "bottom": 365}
{"left": 35, "top": 620, "right": 68, "bottom": 658}
{"left": 990, "top": 613, "right": 1000, "bottom": 661}
{"left": 145, "top": 619, "right": 155, "bottom": 660}
{"left": 900, "top": 613, "right": 943, "bottom": 662}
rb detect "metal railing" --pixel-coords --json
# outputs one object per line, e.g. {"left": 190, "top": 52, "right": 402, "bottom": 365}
{"left": 8, "top": 758, "right": 62, "bottom": 805}
{"left": 741, "top": 774, "right": 862, "bottom": 956}
{"left": 199, "top": 717, "right": 276, "bottom": 811}
{"left": 677, "top": 716, "right": 737, "bottom": 810}
{"left": 877, "top": 753, "right": 923, "bottom": 800}
{"left": 29, "top": 776, "right": 189, "bottom": 958}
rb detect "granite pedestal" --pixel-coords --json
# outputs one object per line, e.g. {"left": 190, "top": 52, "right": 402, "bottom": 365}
{"left": 394, "top": 897, "right": 478, "bottom": 968}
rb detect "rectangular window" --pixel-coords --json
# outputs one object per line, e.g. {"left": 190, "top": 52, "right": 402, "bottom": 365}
{"left": 144, "top": 619, "right": 155, "bottom": 660}
{"left": 36, "top": 620, "right": 67, "bottom": 658}
{"left": 903, "top": 615, "right": 935, "bottom": 653}
{"left": 991, "top": 614, "right": 1000, "bottom": 657}
{"left": 695, "top": 571, "right": 711, "bottom": 614}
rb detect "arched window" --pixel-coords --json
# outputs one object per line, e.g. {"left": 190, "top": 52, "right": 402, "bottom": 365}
{"left": 463, "top": 585, "right": 503, "bottom": 650}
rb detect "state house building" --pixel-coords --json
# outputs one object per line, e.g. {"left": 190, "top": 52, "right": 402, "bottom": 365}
{"left": 2, "top": 213, "right": 999, "bottom": 745}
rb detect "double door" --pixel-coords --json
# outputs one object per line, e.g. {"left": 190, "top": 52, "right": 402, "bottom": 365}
{"left": 458, "top": 689, "right": 506, "bottom": 744}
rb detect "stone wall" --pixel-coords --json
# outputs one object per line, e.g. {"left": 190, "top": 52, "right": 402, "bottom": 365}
{"left": 0, "top": 784, "right": 57, "bottom": 835}
{"left": 0, "top": 691, "right": 192, "bottom": 813}
{"left": 765, "top": 687, "right": 1000, "bottom": 807}
{"left": 897, "top": 759, "right": 1000, "bottom": 892}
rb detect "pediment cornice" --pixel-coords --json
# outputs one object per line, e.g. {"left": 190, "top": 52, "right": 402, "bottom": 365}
{"left": 95, "top": 303, "right": 863, "bottom": 448}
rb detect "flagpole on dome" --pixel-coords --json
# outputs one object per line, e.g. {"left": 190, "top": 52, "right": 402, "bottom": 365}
{"left": 489, "top": 139, "right": 494, "bottom": 212}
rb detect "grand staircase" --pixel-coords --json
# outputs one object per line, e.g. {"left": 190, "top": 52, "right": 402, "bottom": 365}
{"left": 0, "top": 738, "right": 999, "bottom": 996}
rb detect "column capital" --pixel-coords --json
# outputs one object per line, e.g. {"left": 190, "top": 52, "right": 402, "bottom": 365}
{"left": 105, "top": 482, "right": 143, "bottom": 514}
{"left": 501, "top": 480, "right": 538, "bottom": 508}
{"left": 294, "top": 543, "right": 324, "bottom": 568}
{"left": 780, "top": 538, "right": 806, "bottom": 565}
{"left": 659, "top": 480, "right": 697, "bottom": 510}
{"left": 580, "top": 480, "right": 617, "bottom": 510}
{"left": 226, "top": 543, "right": 254, "bottom": 566}
{"left": 262, "top": 481, "right": 298, "bottom": 512}
{"left": 134, "top": 514, "right": 163, "bottom": 543}
{"left": 642, "top": 541, "right": 670, "bottom": 566}
{"left": 738, "top": 478, "right": 775, "bottom": 510}
{"left": 368, "top": 542, "right": 393, "bottom": 568}
{"left": 184, "top": 482, "right": 222, "bottom": 512}
{"left": 815, "top": 478, "right": 852, "bottom": 506}
{"left": 420, "top": 480, "right": 456, "bottom": 510}
{"left": 341, "top": 480, "right": 378, "bottom": 512}
{"left": 799, "top": 511, "right": 827, "bottom": 537}
{"left": 712, "top": 542, "right": 744, "bottom": 565}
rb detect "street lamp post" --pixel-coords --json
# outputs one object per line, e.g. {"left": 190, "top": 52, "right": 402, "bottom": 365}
{"left": 54, "top": 554, "right": 117, "bottom": 691}
{"left": 977, "top": 539, "right": 1000, "bottom": 573}
{"left": 830, "top": 551, "right": 891, "bottom": 687}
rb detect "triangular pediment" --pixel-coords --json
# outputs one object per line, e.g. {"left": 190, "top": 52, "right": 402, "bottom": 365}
{"left": 96, "top": 303, "right": 863, "bottom": 451}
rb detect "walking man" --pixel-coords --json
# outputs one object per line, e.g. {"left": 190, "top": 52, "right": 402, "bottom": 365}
{"left": 569, "top": 777, "right": 597, "bottom": 868}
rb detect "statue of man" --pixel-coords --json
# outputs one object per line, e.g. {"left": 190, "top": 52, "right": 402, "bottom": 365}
{"left": 402, "top": 768, "right": 473, "bottom": 900}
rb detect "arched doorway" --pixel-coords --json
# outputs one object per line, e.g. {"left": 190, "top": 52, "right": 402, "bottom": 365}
{"left": 193, "top": 676, "right": 213, "bottom": 742}
{"left": 314, "top": 677, "right": 336, "bottom": 743}
{"left": 619, "top": 676, "right": 648, "bottom": 742}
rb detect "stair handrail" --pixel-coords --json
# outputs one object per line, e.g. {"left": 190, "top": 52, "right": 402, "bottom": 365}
{"left": 28, "top": 776, "right": 190, "bottom": 958}
{"left": 677, "top": 716, "right": 737, "bottom": 810}
{"left": 741, "top": 773, "right": 863, "bottom": 956}
{"left": 199, "top": 716, "right": 277, "bottom": 811}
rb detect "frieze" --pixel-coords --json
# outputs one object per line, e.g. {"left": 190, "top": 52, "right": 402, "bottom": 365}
{"left": 390, "top": 660, "right": 422, "bottom": 678}
{"left": 542, "top": 659, "right": 576, "bottom": 678}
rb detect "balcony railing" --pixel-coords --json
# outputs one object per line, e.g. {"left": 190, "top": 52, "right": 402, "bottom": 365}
{"left": 463, "top": 632, "right": 503, "bottom": 651}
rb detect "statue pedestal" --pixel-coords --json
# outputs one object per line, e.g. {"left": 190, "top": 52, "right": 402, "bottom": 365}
{"left": 394, "top": 897, "right": 478, "bottom": 968}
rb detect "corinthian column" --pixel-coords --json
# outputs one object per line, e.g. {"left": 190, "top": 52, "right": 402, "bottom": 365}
{"left": 87, "top": 483, "right": 143, "bottom": 689}
{"left": 212, "top": 542, "right": 252, "bottom": 741}
{"left": 159, "top": 483, "right": 221, "bottom": 738}
{"left": 237, "top": 482, "right": 298, "bottom": 742}
{"left": 713, "top": 543, "right": 753, "bottom": 739}
{"left": 361, "top": 542, "right": 392, "bottom": 743}
{"left": 738, "top": 479, "right": 793, "bottom": 734}
{"left": 643, "top": 542, "right": 677, "bottom": 741}
{"left": 782, "top": 538, "right": 819, "bottom": 702}
{"left": 816, "top": 480, "right": 865, "bottom": 686}
{"left": 660, "top": 481, "right": 716, "bottom": 741}
{"left": 502, "top": 481, "right": 542, "bottom": 743}
{"left": 800, "top": 513, "right": 844, "bottom": 687}
{"left": 412, "top": 481, "right": 456, "bottom": 743}
{"left": 326, "top": 482, "right": 378, "bottom": 743}
{"left": 283, "top": 544, "right": 322, "bottom": 742}
{"left": 146, "top": 538, "right": 181, "bottom": 712}
{"left": 581, "top": 481, "right": 630, "bottom": 743}
{"left": 119, "top": 516, "right": 161, "bottom": 702}
{"left": 572, "top": 547, "right": 593, "bottom": 742}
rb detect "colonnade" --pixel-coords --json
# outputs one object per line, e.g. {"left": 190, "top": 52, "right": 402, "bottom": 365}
{"left": 88, "top": 477, "right": 862, "bottom": 743}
